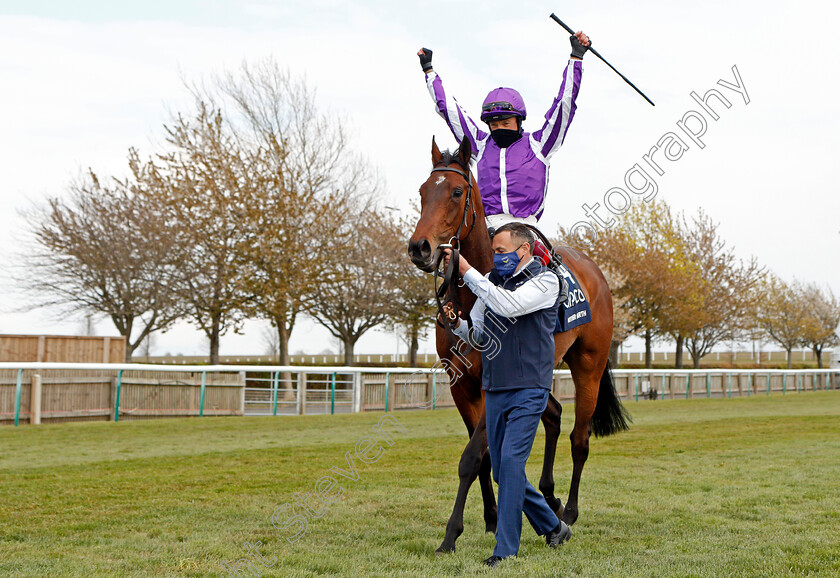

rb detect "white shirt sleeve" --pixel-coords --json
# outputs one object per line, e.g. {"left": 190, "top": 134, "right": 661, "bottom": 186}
{"left": 462, "top": 262, "right": 560, "bottom": 318}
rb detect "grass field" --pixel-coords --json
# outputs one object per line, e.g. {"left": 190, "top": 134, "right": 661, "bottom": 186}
{"left": 2, "top": 392, "right": 839, "bottom": 577}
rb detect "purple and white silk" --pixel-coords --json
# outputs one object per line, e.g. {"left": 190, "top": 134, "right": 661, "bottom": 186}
{"left": 425, "top": 60, "right": 582, "bottom": 221}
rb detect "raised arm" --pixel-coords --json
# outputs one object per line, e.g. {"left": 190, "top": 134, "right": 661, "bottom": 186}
{"left": 418, "top": 48, "right": 485, "bottom": 156}
{"left": 531, "top": 32, "right": 590, "bottom": 158}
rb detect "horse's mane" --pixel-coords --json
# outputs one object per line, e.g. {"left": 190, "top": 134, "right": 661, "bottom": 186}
{"left": 437, "top": 149, "right": 469, "bottom": 172}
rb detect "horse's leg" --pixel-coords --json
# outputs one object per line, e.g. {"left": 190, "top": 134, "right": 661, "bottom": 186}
{"left": 477, "top": 449, "right": 497, "bottom": 534}
{"left": 562, "top": 346, "right": 608, "bottom": 526}
{"left": 437, "top": 413, "right": 489, "bottom": 554}
{"left": 538, "top": 330, "right": 580, "bottom": 518}
{"left": 538, "top": 394, "right": 564, "bottom": 516}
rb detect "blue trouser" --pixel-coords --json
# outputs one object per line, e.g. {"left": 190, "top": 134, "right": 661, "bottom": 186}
{"left": 485, "top": 387, "right": 559, "bottom": 557}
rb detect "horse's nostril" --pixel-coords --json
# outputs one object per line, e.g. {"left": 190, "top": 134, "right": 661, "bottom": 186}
{"left": 408, "top": 238, "right": 432, "bottom": 262}
{"left": 419, "top": 240, "right": 431, "bottom": 259}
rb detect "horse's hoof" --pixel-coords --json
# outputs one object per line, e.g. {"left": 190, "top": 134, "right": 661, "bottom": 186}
{"left": 562, "top": 508, "right": 578, "bottom": 526}
{"left": 435, "top": 546, "right": 454, "bottom": 556}
{"left": 485, "top": 523, "right": 497, "bottom": 535}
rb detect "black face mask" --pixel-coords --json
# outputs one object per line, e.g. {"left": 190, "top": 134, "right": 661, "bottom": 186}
{"left": 490, "top": 128, "right": 522, "bottom": 148}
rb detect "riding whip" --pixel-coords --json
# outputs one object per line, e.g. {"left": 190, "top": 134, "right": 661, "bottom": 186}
{"left": 550, "top": 13, "right": 655, "bottom": 106}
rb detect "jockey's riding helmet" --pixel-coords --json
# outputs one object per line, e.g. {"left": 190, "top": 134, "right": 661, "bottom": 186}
{"left": 480, "top": 87, "right": 527, "bottom": 124}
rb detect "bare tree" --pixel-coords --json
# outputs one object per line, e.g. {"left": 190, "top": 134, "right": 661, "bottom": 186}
{"left": 151, "top": 102, "right": 254, "bottom": 364}
{"left": 305, "top": 209, "right": 401, "bottom": 366}
{"left": 210, "top": 59, "right": 368, "bottom": 368}
{"left": 260, "top": 323, "right": 280, "bottom": 361}
{"left": 21, "top": 167, "right": 181, "bottom": 361}
{"left": 383, "top": 215, "right": 436, "bottom": 367}
{"left": 800, "top": 283, "right": 840, "bottom": 368}
{"left": 139, "top": 330, "right": 156, "bottom": 359}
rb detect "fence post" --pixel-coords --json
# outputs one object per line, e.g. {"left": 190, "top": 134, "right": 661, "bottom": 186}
{"left": 747, "top": 373, "right": 752, "bottom": 397}
{"left": 331, "top": 372, "right": 336, "bottom": 415}
{"left": 766, "top": 374, "right": 770, "bottom": 396}
{"left": 114, "top": 369, "right": 124, "bottom": 422}
{"left": 13, "top": 369, "right": 23, "bottom": 426}
{"left": 727, "top": 373, "right": 732, "bottom": 398}
{"left": 797, "top": 372, "right": 801, "bottom": 394}
{"left": 109, "top": 377, "right": 118, "bottom": 421}
{"left": 199, "top": 371, "right": 207, "bottom": 417}
{"left": 297, "top": 372, "right": 307, "bottom": 415}
{"left": 352, "top": 372, "right": 363, "bottom": 413}
{"left": 686, "top": 373, "right": 690, "bottom": 399}
{"left": 812, "top": 373, "right": 816, "bottom": 392}
{"left": 272, "top": 371, "right": 279, "bottom": 416}
{"left": 782, "top": 373, "right": 786, "bottom": 395}
{"left": 384, "top": 372, "right": 391, "bottom": 413}
{"left": 432, "top": 371, "right": 437, "bottom": 410}
{"left": 30, "top": 374, "right": 41, "bottom": 425}
{"left": 706, "top": 373, "right": 711, "bottom": 398}
{"left": 634, "top": 373, "right": 639, "bottom": 402}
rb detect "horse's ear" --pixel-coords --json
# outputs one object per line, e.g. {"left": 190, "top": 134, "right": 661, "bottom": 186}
{"left": 431, "top": 136, "right": 442, "bottom": 166}
{"left": 456, "top": 136, "right": 472, "bottom": 167}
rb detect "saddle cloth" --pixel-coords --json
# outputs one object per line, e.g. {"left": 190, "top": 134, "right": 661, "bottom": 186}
{"left": 553, "top": 262, "right": 592, "bottom": 333}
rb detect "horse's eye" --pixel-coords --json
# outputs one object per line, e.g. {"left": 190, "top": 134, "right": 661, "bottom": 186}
{"left": 452, "top": 187, "right": 463, "bottom": 198}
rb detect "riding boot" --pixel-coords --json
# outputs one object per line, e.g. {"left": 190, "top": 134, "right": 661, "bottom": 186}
{"left": 558, "top": 277, "right": 569, "bottom": 305}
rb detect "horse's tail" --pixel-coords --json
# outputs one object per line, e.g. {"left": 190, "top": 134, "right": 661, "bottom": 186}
{"left": 590, "top": 360, "right": 632, "bottom": 438}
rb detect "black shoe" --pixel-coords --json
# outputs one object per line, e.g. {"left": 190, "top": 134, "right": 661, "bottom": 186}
{"left": 545, "top": 521, "right": 572, "bottom": 547}
{"left": 482, "top": 555, "right": 514, "bottom": 568}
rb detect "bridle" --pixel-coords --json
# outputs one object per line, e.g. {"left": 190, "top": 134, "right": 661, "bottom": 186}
{"left": 429, "top": 163, "right": 477, "bottom": 350}
{"left": 429, "top": 165, "right": 477, "bottom": 249}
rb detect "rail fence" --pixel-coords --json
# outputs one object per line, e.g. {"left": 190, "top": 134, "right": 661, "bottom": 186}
{"left": 132, "top": 348, "right": 834, "bottom": 367}
{"left": 1, "top": 363, "right": 838, "bottom": 426}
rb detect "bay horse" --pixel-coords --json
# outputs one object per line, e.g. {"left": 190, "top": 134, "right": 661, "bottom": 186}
{"left": 408, "top": 136, "right": 630, "bottom": 554}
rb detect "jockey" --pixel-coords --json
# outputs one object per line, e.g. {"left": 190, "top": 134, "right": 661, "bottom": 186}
{"left": 417, "top": 32, "right": 591, "bottom": 265}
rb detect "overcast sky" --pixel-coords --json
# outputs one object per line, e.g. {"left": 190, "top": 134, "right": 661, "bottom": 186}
{"left": 1, "top": 0, "right": 837, "bottom": 357}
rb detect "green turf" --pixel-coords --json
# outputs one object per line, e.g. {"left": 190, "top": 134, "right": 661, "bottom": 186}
{"left": 1, "top": 392, "right": 839, "bottom": 577}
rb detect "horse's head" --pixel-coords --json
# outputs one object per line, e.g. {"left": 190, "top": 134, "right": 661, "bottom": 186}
{"left": 408, "top": 137, "right": 479, "bottom": 272}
